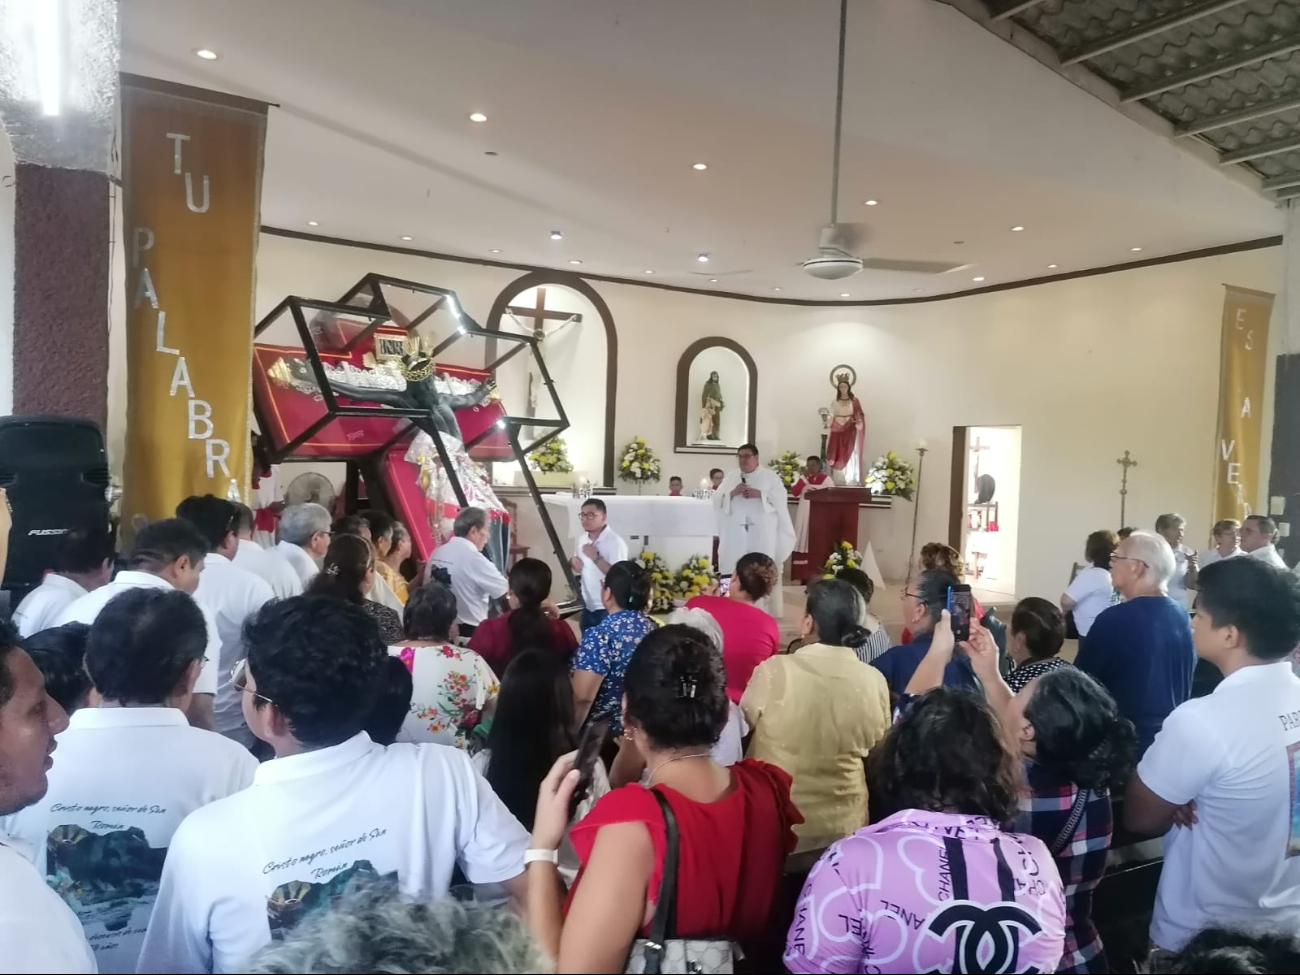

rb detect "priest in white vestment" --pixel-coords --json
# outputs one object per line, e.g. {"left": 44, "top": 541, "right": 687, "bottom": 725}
{"left": 713, "top": 444, "right": 795, "bottom": 619}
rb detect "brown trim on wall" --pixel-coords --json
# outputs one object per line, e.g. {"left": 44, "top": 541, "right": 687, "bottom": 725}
{"left": 261, "top": 226, "right": 1282, "bottom": 308}
{"left": 485, "top": 271, "right": 619, "bottom": 486}
{"left": 673, "top": 337, "right": 758, "bottom": 454}
{"left": 948, "top": 426, "right": 969, "bottom": 552}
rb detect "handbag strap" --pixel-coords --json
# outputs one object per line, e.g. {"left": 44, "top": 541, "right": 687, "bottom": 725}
{"left": 648, "top": 788, "right": 681, "bottom": 947}
{"left": 1049, "top": 788, "right": 1090, "bottom": 856}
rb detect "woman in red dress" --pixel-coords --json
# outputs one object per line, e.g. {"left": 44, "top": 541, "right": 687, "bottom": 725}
{"left": 525, "top": 624, "right": 802, "bottom": 972}
{"left": 468, "top": 558, "right": 577, "bottom": 674}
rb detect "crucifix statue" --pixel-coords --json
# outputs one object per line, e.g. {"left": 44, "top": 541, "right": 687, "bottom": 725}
{"left": 968, "top": 436, "right": 991, "bottom": 480}
{"left": 505, "top": 287, "right": 582, "bottom": 417}
{"left": 1117, "top": 449, "right": 1138, "bottom": 526}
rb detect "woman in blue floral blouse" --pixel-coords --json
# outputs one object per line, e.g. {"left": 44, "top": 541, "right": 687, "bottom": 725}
{"left": 572, "top": 560, "right": 656, "bottom": 733}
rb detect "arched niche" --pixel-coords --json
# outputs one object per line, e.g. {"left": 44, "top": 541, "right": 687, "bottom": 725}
{"left": 675, "top": 337, "right": 757, "bottom": 454}
{"left": 487, "top": 271, "right": 617, "bottom": 485}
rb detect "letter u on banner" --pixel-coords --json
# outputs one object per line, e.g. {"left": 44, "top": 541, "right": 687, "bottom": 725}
{"left": 120, "top": 74, "right": 269, "bottom": 527}
{"left": 1214, "top": 285, "right": 1274, "bottom": 522}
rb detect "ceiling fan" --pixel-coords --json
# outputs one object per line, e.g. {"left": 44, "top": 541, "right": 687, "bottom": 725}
{"left": 801, "top": 0, "right": 965, "bottom": 281}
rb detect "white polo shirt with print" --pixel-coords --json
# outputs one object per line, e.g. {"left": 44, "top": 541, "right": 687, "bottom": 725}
{"left": 12, "top": 573, "right": 88, "bottom": 638}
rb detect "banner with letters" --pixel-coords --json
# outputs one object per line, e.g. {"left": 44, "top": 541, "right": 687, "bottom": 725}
{"left": 1214, "top": 285, "right": 1274, "bottom": 522}
{"left": 120, "top": 74, "right": 268, "bottom": 527}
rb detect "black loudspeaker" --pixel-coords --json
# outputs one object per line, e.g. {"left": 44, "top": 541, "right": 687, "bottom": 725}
{"left": 0, "top": 415, "right": 111, "bottom": 594}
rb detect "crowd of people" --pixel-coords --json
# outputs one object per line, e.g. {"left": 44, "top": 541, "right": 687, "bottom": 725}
{"left": 2, "top": 482, "right": 1300, "bottom": 974}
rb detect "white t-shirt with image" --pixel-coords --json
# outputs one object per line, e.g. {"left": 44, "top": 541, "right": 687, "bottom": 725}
{"left": 136, "top": 733, "right": 529, "bottom": 974}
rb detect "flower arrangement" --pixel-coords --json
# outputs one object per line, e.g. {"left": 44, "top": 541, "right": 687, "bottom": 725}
{"left": 618, "top": 436, "right": 662, "bottom": 485}
{"left": 823, "top": 540, "right": 863, "bottom": 577}
{"left": 768, "top": 450, "right": 803, "bottom": 488}
{"left": 865, "top": 451, "right": 916, "bottom": 500}
{"left": 637, "top": 549, "right": 676, "bottom": 613}
{"left": 671, "top": 555, "right": 719, "bottom": 601}
{"left": 527, "top": 436, "right": 574, "bottom": 474}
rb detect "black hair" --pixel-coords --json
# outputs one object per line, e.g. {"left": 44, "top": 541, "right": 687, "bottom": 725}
{"left": 1023, "top": 667, "right": 1136, "bottom": 793}
{"left": 1196, "top": 557, "right": 1300, "bottom": 661}
{"left": 86, "top": 588, "right": 208, "bottom": 705}
{"left": 51, "top": 528, "right": 114, "bottom": 576}
{"left": 176, "top": 495, "right": 239, "bottom": 552}
{"left": 1117, "top": 526, "right": 1136, "bottom": 540}
{"left": 806, "top": 577, "right": 869, "bottom": 649}
{"left": 604, "top": 560, "right": 650, "bottom": 612}
{"left": 233, "top": 502, "right": 256, "bottom": 535}
{"left": 669, "top": 476, "right": 682, "bottom": 485}
{"left": 0, "top": 619, "right": 22, "bottom": 708}
{"left": 806, "top": 455, "right": 822, "bottom": 466}
{"left": 709, "top": 468, "right": 723, "bottom": 478}
{"left": 243, "top": 596, "right": 386, "bottom": 748}
{"left": 1170, "top": 928, "right": 1300, "bottom": 974}
{"left": 580, "top": 498, "right": 607, "bottom": 516}
{"left": 364, "top": 656, "right": 413, "bottom": 746}
{"left": 404, "top": 583, "right": 458, "bottom": 641}
{"left": 737, "top": 443, "right": 758, "bottom": 456}
{"left": 836, "top": 566, "right": 874, "bottom": 606}
{"left": 734, "top": 552, "right": 777, "bottom": 601}
{"left": 1011, "top": 597, "right": 1066, "bottom": 661}
{"left": 912, "top": 568, "right": 960, "bottom": 626}
{"left": 128, "top": 518, "right": 209, "bottom": 572}
{"left": 506, "top": 558, "right": 558, "bottom": 662}
{"left": 868, "top": 687, "right": 1022, "bottom": 828}
{"left": 485, "top": 650, "right": 578, "bottom": 830}
{"left": 1244, "top": 514, "right": 1278, "bottom": 537}
{"left": 333, "top": 514, "right": 369, "bottom": 538}
{"left": 358, "top": 508, "right": 395, "bottom": 542}
{"left": 624, "top": 624, "right": 729, "bottom": 750}
{"left": 307, "top": 534, "right": 374, "bottom": 605}
{"left": 1085, "top": 529, "right": 1119, "bottom": 569}
{"left": 23, "top": 624, "right": 92, "bottom": 714}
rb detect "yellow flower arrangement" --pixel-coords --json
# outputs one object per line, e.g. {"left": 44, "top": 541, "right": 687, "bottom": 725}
{"left": 824, "top": 539, "right": 864, "bottom": 576}
{"left": 619, "top": 437, "right": 662, "bottom": 484}
{"left": 527, "top": 436, "right": 574, "bottom": 474}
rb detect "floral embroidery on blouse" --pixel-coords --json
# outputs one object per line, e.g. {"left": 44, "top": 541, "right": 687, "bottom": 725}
{"left": 396, "top": 643, "right": 499, "bottom": 749}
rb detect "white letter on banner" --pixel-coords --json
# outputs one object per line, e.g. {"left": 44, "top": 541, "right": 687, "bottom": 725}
{"left": 155, "top": 310, "right": 178, "bottom": 355}
{"left": 184, "top": 173, "right": 210, "bottom": 213}
{"left": 1227, "top": 462, "right": 1242, "bottom": 485}
{"left": 169, "top": 357, "right": 194, "bottom": 397}
{"left": 1220, "top": 439, "right": 1236, "bottom": 460}
{"left": 1242, "top": 397, "right": 1252, "bottom": 418}
{"left": 166, "top": 133, "right": 190, "bottom": 175}
{"left": 187, "top": 399, "right": 213, "bottom": 439}
{"left": 131, "top": 228, "right": 154, "bottom": 269}
{"left": 134, "top": 267, "right": 158, "bottom": 309}
{"left": 1236, "top": 307, "right": 1247, "bottom": 328}
{"left": 1246, "top": 329, "right": 1255, "bottom": 351}
{"left": 205, "top": 439, "right": 232, "bottom": 479}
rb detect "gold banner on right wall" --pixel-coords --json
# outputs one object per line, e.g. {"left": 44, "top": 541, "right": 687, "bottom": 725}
{"left": 1214, "top": 285, "right": 1275, "bottom": 522}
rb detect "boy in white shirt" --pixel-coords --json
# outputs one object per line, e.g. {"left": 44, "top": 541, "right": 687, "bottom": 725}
{"left": 11, "top": 526, "right": 114, "bottom": 638}
{"left": 3, "top": 589, "right": 257, "bottom": 973}
{"left": 0, "top": 620, "right": 95, "bottom": 974}
{"left": 137, "top": 596, "right": 529, "bottom": 974}
{"left": 570, "top": 498, "right": 628, "bottom": 632}
{"left": 1125, "top": 557, "right": 1300, "bottom": 967}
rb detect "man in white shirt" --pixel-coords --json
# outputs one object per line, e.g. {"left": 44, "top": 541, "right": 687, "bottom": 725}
{"left": 1125, "top": 557, "right": 1300, "bottom": 962}
{"left": 3, "top": 589, "right": 257, "bottom": 973}
{"left": 231, "top": 502, "right": 301, "bottom": 599}
{"left": 713, "top": 444, "right": 795, "bottom": 618}
{"left": 136, "top": 596, "right": 529, "bottom": 974}
{"left": 12, "top": 526, "right": 114, "bottom": 638}
{"left": 273, "top": 502, "right": 331, "bottom": 586}
{"left": 1240, "top": 514, "right": 1287, "bottom": 569}
{"left": 1156, "top": 512, "right": 1196, "bottom": 608}
{"left": 1186, "top": 519, "right": 1242, "bottom": 593}
{"left": 177, "top": 496, "right": 276, "bottom": 750}
{"left": 429, "top": 507, "right": 508, "bottom": 636}
{"left": 569, "top": 498, "right": 628, "bottom": 632}
{"left": 0, "top": 621, "right": 96, "bottom": 973}
{"left": 56, "top": 518, "right": 221, "bottom": 732}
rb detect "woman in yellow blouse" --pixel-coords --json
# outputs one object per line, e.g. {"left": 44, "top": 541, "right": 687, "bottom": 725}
{"left": 741, "top": 577, "right": 891, "bottom": 852}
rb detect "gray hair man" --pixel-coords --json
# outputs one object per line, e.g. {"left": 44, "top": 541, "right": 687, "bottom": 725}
{"left": 427, "top": 507, "right": 508, "bottom": 636}
{"left": 1241, "top": 514, "right": 1287, "bottom": 569}
{"left": 274, "top": 502, "right": 332, "bottom": 586}
{"left": 1155, "top": 513, "right": 1195, "bottom": 607}
{"left": 1075, "top": 530, "right": 1195, "bottom": 755}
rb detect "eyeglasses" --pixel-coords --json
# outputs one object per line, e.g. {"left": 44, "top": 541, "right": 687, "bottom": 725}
{"left": 229, "top": 658, "right": 274, "bottom": 706}
{"left": 902, "top": 591, "right": 927, "bottom": 603}
{"left": 1110, "top": 555, "right": 1148, "bottom": 568}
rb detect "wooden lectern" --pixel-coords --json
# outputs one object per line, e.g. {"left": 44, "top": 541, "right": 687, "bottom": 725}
{"left": 793, "top": 487, "right": 873, "bottom": 581}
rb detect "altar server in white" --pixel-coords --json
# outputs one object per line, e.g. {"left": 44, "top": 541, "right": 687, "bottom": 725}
{"left": 713, "top": 443, "right": 795, "bottom": 618}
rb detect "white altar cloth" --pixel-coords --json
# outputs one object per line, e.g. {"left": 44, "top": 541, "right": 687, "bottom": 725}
{"left": 543, "top": 495, "right": 716, "bottom": 567}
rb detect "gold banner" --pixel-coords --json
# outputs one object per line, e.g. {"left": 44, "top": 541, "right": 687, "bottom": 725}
{"left": 121, "top": 76, "right": 267, "bottom": 525}
{"left": 1213, "top": 285, "right": 1274, "bottom": 522}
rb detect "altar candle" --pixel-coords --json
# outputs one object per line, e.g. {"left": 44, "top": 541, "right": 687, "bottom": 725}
{"left": 918, "top": 439, "right": 928, "bottom": 450}
{"left": 699, "top": 477, "right": 711, "bottom": 491}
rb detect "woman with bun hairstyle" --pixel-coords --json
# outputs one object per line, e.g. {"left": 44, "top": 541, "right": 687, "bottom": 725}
{"left": 526, "top": 624, "right": 801, "bottom": 971}
{"left": 686, "top": 551, "right": 780, "bottom": 701}
{"left": 571, "top": 560, "right": 656, "bottom": 733}
{"left": 741, "top": 577, "right": 892, "bottom": 852}
{"left": 307, "top": 533, "right": 404, "bottom": 645}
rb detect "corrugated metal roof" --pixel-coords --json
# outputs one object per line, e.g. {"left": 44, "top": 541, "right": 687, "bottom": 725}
{"left": 967, "top": 0, "right": 1300, "bottom": 198}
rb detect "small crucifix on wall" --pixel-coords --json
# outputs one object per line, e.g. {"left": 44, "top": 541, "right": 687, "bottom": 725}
{"left": 1117, "top": 449, "right": 1138, "bottom": 527}
{"left": 504, "top": 286, "right": 582, "bottom": 417}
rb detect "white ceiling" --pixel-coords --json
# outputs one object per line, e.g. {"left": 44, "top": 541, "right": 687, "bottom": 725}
{"left": 120, "top": 0, "right": 1285, "bottom": 301}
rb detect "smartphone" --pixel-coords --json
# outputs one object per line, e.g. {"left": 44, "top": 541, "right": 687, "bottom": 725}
{"left": 570, "top": 717, "right": 611, "bottom": 817}
{"left": 717, "top": 575, "right": 732, "bottom": 597}
{"left": 947, "top": 584, "right": 974, "bottom": 643}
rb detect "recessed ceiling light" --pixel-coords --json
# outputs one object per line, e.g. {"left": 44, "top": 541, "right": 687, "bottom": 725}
{"left": 709, "top": 278, "right": 718, "bottom": 283}
{"left": 692, "top": 162, "right": 708, "bottom": 171}
{"left": 697, "top": 253, "right": 710, "bottom": 263}
{"left": 549, "top": 230, "right": 563, "bottom": 241}
{"left": 644, "top": 269, "right": 655, "bottom": 275}
{"left": 1130, "top": 246, "right": 1143, "bottom": 252}
{"left": 469, "top": 112, "right": 487, "bottom": 122}
{"left": 399, "top": 235, "right": 413, "bottom": 241}
{"left": 1047, "top": 263, "right": 1058, "bottom": 269}
{"left": 194, "top": 48, "right": 219, "bottom": 60}
{"left": 972, "top": 276, "right": 986, "bottom": 282}
{"left": 773, "top": 287, "right": 783, "bottom": 292}
{"left": 912, "top": 288, "right": 924, "bottom": 293}
{"left": 489, "top": 248, "right": 501, "bottom": 254}
{"left": 568, "top": 259, "right": 582, "bottom": 265}
{"left": 839, "top": 292, "right": 851, "bottom": 298}
{"left": 864, "top": 199, "right": 879, "bottom": 206}
{"left": 1010, "top": 225, "right": 1025, "bottom": 232}
{"left": 307, "top": 220, "right": 319, "bottom": 227}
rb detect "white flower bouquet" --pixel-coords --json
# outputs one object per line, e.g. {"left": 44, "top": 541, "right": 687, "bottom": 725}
{"left": 865, "top": 451, "right": 916, "bottom": 500}
{"left": 618, "top": 437, "right": 662, "bottom": 485}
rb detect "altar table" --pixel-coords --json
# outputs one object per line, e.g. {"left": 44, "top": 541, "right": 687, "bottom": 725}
{"left": 543, "top": 494, "right": 716, "bottom": 568}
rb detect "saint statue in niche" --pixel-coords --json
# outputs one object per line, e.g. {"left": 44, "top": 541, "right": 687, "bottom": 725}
{"left": 699, "top": 371, "right": 725, "bottom": 441}
{"left": 825, "top": 366, "right": 865, "bottom": 485}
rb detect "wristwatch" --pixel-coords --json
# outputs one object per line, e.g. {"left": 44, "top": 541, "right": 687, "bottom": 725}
{"left": 524, "top": 848, "right": 559, "bottom": 865}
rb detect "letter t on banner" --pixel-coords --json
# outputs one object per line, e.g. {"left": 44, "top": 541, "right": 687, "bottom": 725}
{"left": 1214, "top": 286, "right": 1274, "bottom": 522}
{"left": 120, "top": 75, "right": 269, "bottom": 528}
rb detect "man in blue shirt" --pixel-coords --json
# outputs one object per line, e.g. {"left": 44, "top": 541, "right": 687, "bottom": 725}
{"left": 1075, "top": 530, "right": 1194, "bottom": 756}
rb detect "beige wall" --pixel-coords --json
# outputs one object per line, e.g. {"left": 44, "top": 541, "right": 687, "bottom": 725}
{"left": 106, "top": 232, "right": 1283, "bottom": 599}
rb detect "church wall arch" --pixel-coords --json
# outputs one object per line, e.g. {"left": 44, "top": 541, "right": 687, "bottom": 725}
{"left": 674, "top": 337, "right": 757, "bottom": 453}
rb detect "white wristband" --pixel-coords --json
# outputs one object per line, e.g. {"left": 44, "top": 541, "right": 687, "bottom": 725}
{"left": 524, "top": 848, "right": 559, "bottom": 865}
